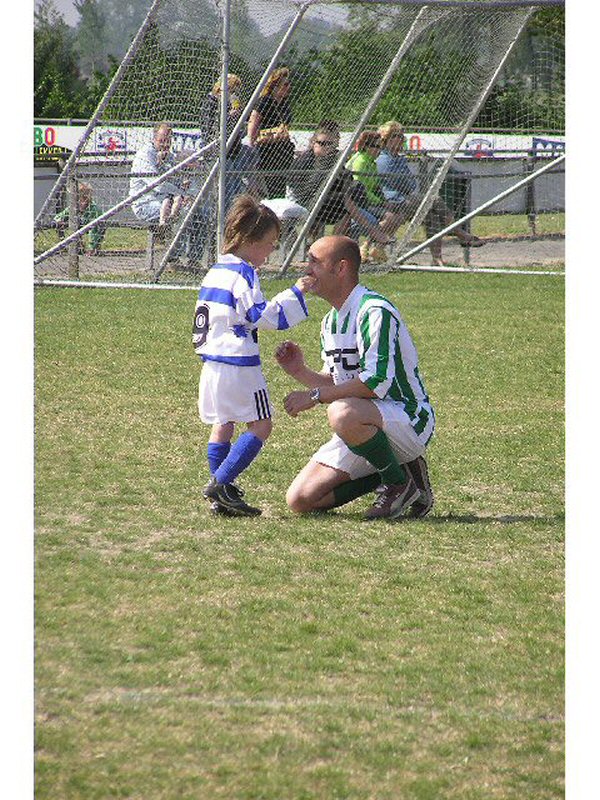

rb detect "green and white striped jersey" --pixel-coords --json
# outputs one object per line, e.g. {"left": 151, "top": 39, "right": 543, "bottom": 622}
{"left": 320, "top": 284, "right": 433, "bottom": 427}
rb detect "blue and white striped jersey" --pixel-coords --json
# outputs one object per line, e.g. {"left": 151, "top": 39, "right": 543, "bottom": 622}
{"left": 192, "top": 253, "right": 308, "bottom": 367}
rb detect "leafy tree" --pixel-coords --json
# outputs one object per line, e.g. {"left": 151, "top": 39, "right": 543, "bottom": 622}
{"left": 74, "top": 0, "right": 110, "bottom": 78}
{"left": 78, "top": 57, "right": 120, "bottom": 118}
{"left": 34, "top": 0, "right": 82, "bottom": 116}
{"left": 476, "top": 7, "right": 564, "bottom": 131}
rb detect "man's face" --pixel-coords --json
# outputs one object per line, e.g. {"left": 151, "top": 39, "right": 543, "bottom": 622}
{"left": 312, "top": 132, "right": 339, "bottom": 158}
{"left": 305, "top": 239, "right": 342, "bottom": 299}
{"left": 154, "top": 126, "right": 172, "bottom": 156}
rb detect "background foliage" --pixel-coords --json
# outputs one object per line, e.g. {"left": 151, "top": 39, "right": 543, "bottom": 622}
{"left": 34, "top": 0, "right": 564, "bottom": 131}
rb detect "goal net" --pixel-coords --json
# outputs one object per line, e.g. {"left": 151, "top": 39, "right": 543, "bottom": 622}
{"left": 34, "top": 0, "right": 565, "bottom": 285}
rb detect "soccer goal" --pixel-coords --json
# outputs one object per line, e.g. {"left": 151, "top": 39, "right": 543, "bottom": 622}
{"left": 34, "top": 0, "right": 565, "bottom": 286}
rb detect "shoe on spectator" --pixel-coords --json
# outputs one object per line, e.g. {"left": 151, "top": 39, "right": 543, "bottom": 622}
{"left": 460, "top": 235, "right": 485, "bottom": 248}
{"left": 369, "top": 245, "right": 388, "bottom": 263}
{"left": 204, "top": 477, "right": 262, "bottom": 516}
{"left": 404, "top": 456, "right": 434, "bottom": 518}
{"left": 364, "top": 477, "right": 420, "bottom": 521}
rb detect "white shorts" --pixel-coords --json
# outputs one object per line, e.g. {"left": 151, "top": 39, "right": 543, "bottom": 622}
{"left": 198, "top": 360, "right": 273, "bottom": 424}
{"left": 132, "top": 199, "right": 163, "bottom": 223}
{"left": 311, "top": 399, "right": 434, "bottom": 480}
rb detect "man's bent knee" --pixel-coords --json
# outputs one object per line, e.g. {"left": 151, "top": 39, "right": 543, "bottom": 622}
{"left": 327, "top": 398, "right": 358, "bottom": 429}
{"left": 327, "top": 398, "right": 372, "bottom": 438}
{"left": 286, "top": 483, "right": 317, "bottom": 514}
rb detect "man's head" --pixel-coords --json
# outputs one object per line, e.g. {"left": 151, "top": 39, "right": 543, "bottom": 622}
{"left": 305, "top": 235, "right": 361, "bottom": 307}
{"left": 153, "top": 122, "right": 173, "bottom": 157}
{"left": 311, "top": 121, "right": 340, "bottom": 158}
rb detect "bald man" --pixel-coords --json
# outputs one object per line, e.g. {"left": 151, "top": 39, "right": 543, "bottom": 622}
{"left": 276, "top": 235, "right": 434, "bottom": 520}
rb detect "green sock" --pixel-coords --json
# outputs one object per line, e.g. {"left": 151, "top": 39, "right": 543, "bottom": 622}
{"left": 332, "top": 472, "right": 381, "bottom": 508}
{"left": 347, "top": 429, "right": 407, "bottom": 485}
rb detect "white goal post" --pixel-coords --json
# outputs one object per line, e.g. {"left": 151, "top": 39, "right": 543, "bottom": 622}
{"left": 34, "top": 0, "right": 565, "bottom": 285}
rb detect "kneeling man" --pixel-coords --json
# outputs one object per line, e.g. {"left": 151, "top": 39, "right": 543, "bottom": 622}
{"left": 276, "top": 235, "right": 434, "bottom": 520}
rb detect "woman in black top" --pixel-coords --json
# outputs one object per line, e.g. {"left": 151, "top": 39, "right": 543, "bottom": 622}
{"left": 247, "top": 67, "right": 295, "bottom": 198}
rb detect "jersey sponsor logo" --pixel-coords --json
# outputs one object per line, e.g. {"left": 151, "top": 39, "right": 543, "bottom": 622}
{"left": 325, "top": 347, "right": 360, "bottom": 372}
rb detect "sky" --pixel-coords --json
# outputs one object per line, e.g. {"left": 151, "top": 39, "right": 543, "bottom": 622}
{"left": 45, "top": 0, "right": 79, "bottom": 26}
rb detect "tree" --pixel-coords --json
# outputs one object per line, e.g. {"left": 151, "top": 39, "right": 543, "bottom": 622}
{"left": 74, "top": 0, "right": 110, "bottom": 78}
{"left": 34, "top": 0, "right": 82, "bottom": 117}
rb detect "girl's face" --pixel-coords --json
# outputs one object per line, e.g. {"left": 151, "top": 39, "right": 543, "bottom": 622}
{"left": 241, "top": 226, "right": 280, "bottom": 268}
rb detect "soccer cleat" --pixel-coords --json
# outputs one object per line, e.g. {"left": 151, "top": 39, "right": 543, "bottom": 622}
{"left": 208, "top": 500, "right": 236, "bottom": 516}
{"left": 363, "top": 477, "right": 420, "bottom": 521}
{"left": 203, "top": 477, "right": 262, "bottom": 517}
{"left": 404, "top": 456, "right": 435, "bottom": 518}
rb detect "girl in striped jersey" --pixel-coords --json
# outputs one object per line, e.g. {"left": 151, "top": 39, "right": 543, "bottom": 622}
{"left": 194, "top": 194, "right": 314, "bottom": 516}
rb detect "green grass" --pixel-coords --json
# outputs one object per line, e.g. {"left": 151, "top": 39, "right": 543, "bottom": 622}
{"left": 34, "top": 226, "right": 148, "bottom": 255}
{"left": 35, "top": 273, "right": 564, "bottom": 799}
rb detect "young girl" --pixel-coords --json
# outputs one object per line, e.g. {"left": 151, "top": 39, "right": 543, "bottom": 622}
{"left": 192, "top": 194, "right": 314, "bottom": 516}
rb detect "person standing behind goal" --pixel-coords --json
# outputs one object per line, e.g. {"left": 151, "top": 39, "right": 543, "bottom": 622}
{"left": 276, "top": 235, "right": 434, "bottom": 520}
{"left": 193, "top": 194, "right": 314, "bottom": 516}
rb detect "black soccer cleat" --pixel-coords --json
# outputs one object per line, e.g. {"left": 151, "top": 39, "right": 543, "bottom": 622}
{"left": 363, "top": 476, "right": 420, "bottom": 521}
{"left": 208, "top": 500, "right": 235, "bottom": 516}
{"left": 404, "top": 456, "right": 434, "bottom": 518}
{"left": 204, "top": 477, "right": 262, "bottom": 517}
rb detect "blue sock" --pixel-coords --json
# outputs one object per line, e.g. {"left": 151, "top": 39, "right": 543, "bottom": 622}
{"left": 207, "top": 441, "right": 231, "bottom": 475}
{"left": 214, "top": 432, "right": 263, "bottom": 485}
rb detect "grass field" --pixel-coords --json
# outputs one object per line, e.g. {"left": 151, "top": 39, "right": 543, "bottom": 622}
{"left": 34, "top": 271, "right": 564, "bottom": 799}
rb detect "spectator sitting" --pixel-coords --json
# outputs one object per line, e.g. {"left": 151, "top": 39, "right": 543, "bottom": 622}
{"left": 376, "top": 120, "right": 484, "bottom": 266}
{"left": 345, "top": 131, "right": 404, "bottom": 261}
{"left": 287, "top": 121, "right": 392, "bottom": 247}
{"left": 129, "top": 122, "right": 190, "bottom": 237}
{"left": 54, "top": 181, "right": 105, "bottom": 256}
{"left": 247, "top": 66, "right": 295, "bottom": 199}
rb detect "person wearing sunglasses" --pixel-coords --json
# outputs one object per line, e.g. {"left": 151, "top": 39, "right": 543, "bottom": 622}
{"left": 286, "top": 121, "right": 392, "bottom": 247}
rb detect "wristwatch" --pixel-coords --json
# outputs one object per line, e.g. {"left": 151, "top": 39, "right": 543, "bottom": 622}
{"left": 309, "top": 387, "right": 322, "bottom": 404}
